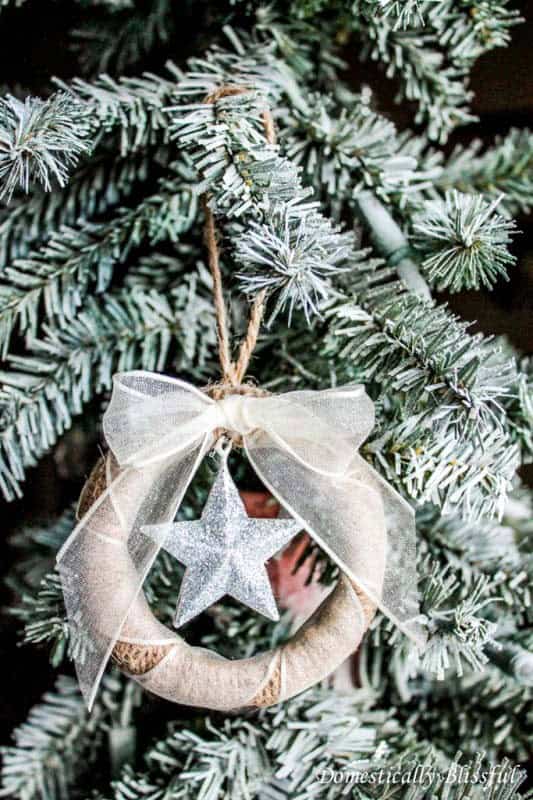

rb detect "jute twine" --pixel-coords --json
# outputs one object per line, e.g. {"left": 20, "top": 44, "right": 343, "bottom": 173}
{"left": 75, "top": 86, "right": 377, "bottom": 696}
{"left": 201, "top": 85, "right": 271, "bottom": 407}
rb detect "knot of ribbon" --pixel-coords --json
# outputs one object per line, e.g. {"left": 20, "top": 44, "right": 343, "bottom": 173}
{"left": 215, "top": 394, "right": 256, "bottom": 437}
{"left": 57, "top": 370, "right": 425, "bottom": 709}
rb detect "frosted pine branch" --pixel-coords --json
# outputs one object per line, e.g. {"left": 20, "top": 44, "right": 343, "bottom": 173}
{"left": 434, "top": 129, "right": 533, "bottom": 216}
{"left": 0, "top": 677, "right": 98, "bottom": 800}
{"left": 284, "top": 86, "right": 419, "bottom": 207}
{"left": 412, "top": 191, "right": 517, "bottom": 292}
{"left": 328, "top": 267, "right": 519, "bottom": 518}
{"left": 236, "top": 204, "right": 358, "bottom": 323}
{"left": 420, "top": 565, "right": 498, "bottom": 680}
{"left": 0, "top": 149, "right": 157, "bottom": 267}
{"left": 0, "top": 176, "right": 198, "bottom": 354}
{"left": 170, "top": 88, "right": 375, "bottom": 322}
{"left": 0, "top": 94, "right": 91, "bottom": 201}
{"left": 1, "top": 673, "right": 141, "bottom": 800}
{"left": 7, "top": 506, "right": 75, "bottom": 595}
{"left": 0, "top": 282, "right": 215, "bottom": 499}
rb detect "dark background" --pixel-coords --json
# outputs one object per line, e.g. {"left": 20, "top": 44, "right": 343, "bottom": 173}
{"left": 0, "top": 0, "right": 531, "bottom": 777}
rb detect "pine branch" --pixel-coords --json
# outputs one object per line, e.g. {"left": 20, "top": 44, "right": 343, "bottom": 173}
{"left": 0, "top": 148, "right": 158, "bottom": 267}
{"left": 370, "top": 420, "right": 518, "bottom": 522}
{"left": 411, "top": 190, "right": 517, "bottom": 292}
{"left": 73, "top": 0, "right": 173, "bottom": 76}
{"left": 61, "top": 24, "right": 289, "bottom": 168}
{"left": 235, "top": 204, "right": 358, "bottom": 324}
{"left": 0, "top": 676, "right": 101, "bottom": 800}
{"left": 284, "top": 85, "right": 420, "bottom": 209}
{"left": 418, "top": 498, "right": 532, "bottom": 626}
{"left": 0, "top": 282, "right": 215, "bottom": 499}
{"left": 0, "top": 26, "right": 289, "bottom": 202}
{"left": 170, "top": 87, "right": 376, "bottom": 322}
{"left": 59, "top": 70, "right": 176, "bottom": 155}
{"left": 108, "top": 681, "right": 529, "bottom": 799}
{"left": 170, "top": 89, "right": 306, "bottom": 218}
{"left": 419, "top": 562, "right": 498, "bottom": 680}
{"left": 428, "top": 0, "right": 522, "bottom": 68}
{"left": 410, "top": 664, "right": 532, "bottom": 762}
{"left": 353, "top": 496, "right": 531, "bottom": 697}
{"left": 0, "top": 93, "right": 91, "bottom": 201}
{"left": 1, "top": 672, "right": 142, "bottom": 800}
{"left": 110, "top": 687, "right": 395, "bottom": 800}
{"left": 124, "top": 247, "right": 201, "bottom": 291}
{"left": 370, "top": 0, "right": 425, "bottom": 30}
{"left": 331, "top": 268, "right": 516, "bottom": 432}
{"left": 353, "top": 15, "right": 476, "bottom": 143}
{"left": 327, "top": 265, "right": 519, "bottom": 519}
{"left": 171, "top": 25, "right": 289, "bottom": 105}
{"left": 16, "top": 572, "right": 86, "bottom": 666}
{"left": 505, "top": 356, "right": 533, "bottom": 463}
{"left": 0, "top": 67, "right": 177, "bottom": 198}
{"left": 434, "top": 129, "right": 533, "bottom": 217}
{"left": 351, "top": 0, "right": 521, "bottom": 143}
{"left": 0, "top": 172, "right": 198, "bottom": 354}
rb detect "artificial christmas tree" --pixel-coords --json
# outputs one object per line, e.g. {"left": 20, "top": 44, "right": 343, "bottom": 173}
{"left": 0, "top": 1, "right": 531, "bottom": 798}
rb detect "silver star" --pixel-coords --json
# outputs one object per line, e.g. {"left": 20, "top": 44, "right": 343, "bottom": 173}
{"left": 143, "top": 462, "right": 302, "bottom": 628}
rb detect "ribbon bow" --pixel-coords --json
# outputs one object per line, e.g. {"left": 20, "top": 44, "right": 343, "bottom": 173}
{"left": 57, "top": 371, "right": 424, "bottom": 709}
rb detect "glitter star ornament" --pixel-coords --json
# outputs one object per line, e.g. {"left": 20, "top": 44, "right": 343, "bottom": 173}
{"left": 143, "top": 457, "right": 302, "bottom": 628}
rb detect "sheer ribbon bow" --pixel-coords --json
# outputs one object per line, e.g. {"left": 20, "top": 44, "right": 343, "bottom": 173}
{"left": 57, "top": 371, "right": 425, "bottom": 709}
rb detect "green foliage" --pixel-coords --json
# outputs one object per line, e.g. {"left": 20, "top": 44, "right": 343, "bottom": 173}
{"left": 236, "top": 204, "right": 357, "bottom": 323}
{"left": 18, "top": 572, "right": 87, "bottom": 665}
{"left": 284, "top": 86, "right": 419, "bottom": 209}
{"left": 0, "top": 94, "right": 91, "bottom": 201}
{"left": 419, "top": 564, "right": 497, "bottom": 679}
{"left": 328, "top": 265, "right": 519, "bottom": 519}
{"left": 0, "top": 149, "right": 157, "bottom": 266}
{"left": 170, "top": 89, "right": 304, "bottom": 217}
{"left": 0, "top": 676, "right": 100, "bottom": 800}
{"left": 0, "top": 3, "right": 531, "bottom": 797}
{"left": 62, "top": 70, "right": 176, "bottom": 154}
{"left": 506, "top": 356, "right": 533, "bottom": 462}
{"left": 433, "top": 128, "right": 533, "bottom": 216}
{"left": 73, "top": 0, "right": 173, "bottom": 75}
{"left": 413, "top": 664, "right": 532, "bottom": 762}
{"left": 0, "top": 280, "right": 215, "bottom": 499}
{"left": 171, "top": 85, "right": 377, "bottom": 324}
{"left": 353, "top": 15, "right": 475, "bottom": 143}
{"left": 419, "top": 495, "right": 533, "bottom": 626}
{"left": 7, "top": 506, "right": 75, "bottom": 594}
{"left": 110, "top": 687, "right": 396, "bottom": 800}
{"left": 351, "top": 0, "right": 521, "bottom": 142}
{"left": 1, "top": 674, "right": 142, "bottom": 800}
{"left": 411, "top": 190, "right": 517, "bottom": 292}
{"left": 0, "top": 173, "right": 198, "bottom": 355}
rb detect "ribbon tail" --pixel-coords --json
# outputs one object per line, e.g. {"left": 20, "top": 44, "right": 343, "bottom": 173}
{"left": 56, "top": 436, "right": 210, "bottom": 710}
{"left": 245, "top": 439, "right": 426, "bottom": 650}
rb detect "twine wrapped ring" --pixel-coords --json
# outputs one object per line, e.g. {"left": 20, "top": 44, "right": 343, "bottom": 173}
{"left": 77, "top": 453, "right": 380, "bottom": 710}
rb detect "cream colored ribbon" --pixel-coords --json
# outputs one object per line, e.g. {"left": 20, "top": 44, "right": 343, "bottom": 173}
{"left": 57, "top": 371, "right": 425, "bottom": 709}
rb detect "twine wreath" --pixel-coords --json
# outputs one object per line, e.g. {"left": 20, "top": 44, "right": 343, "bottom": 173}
{"left": 76, "top": 453, "right": 379, "bottom": 710}
{"left": 57, "top": 88, "right": 421, "bottom": 712}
